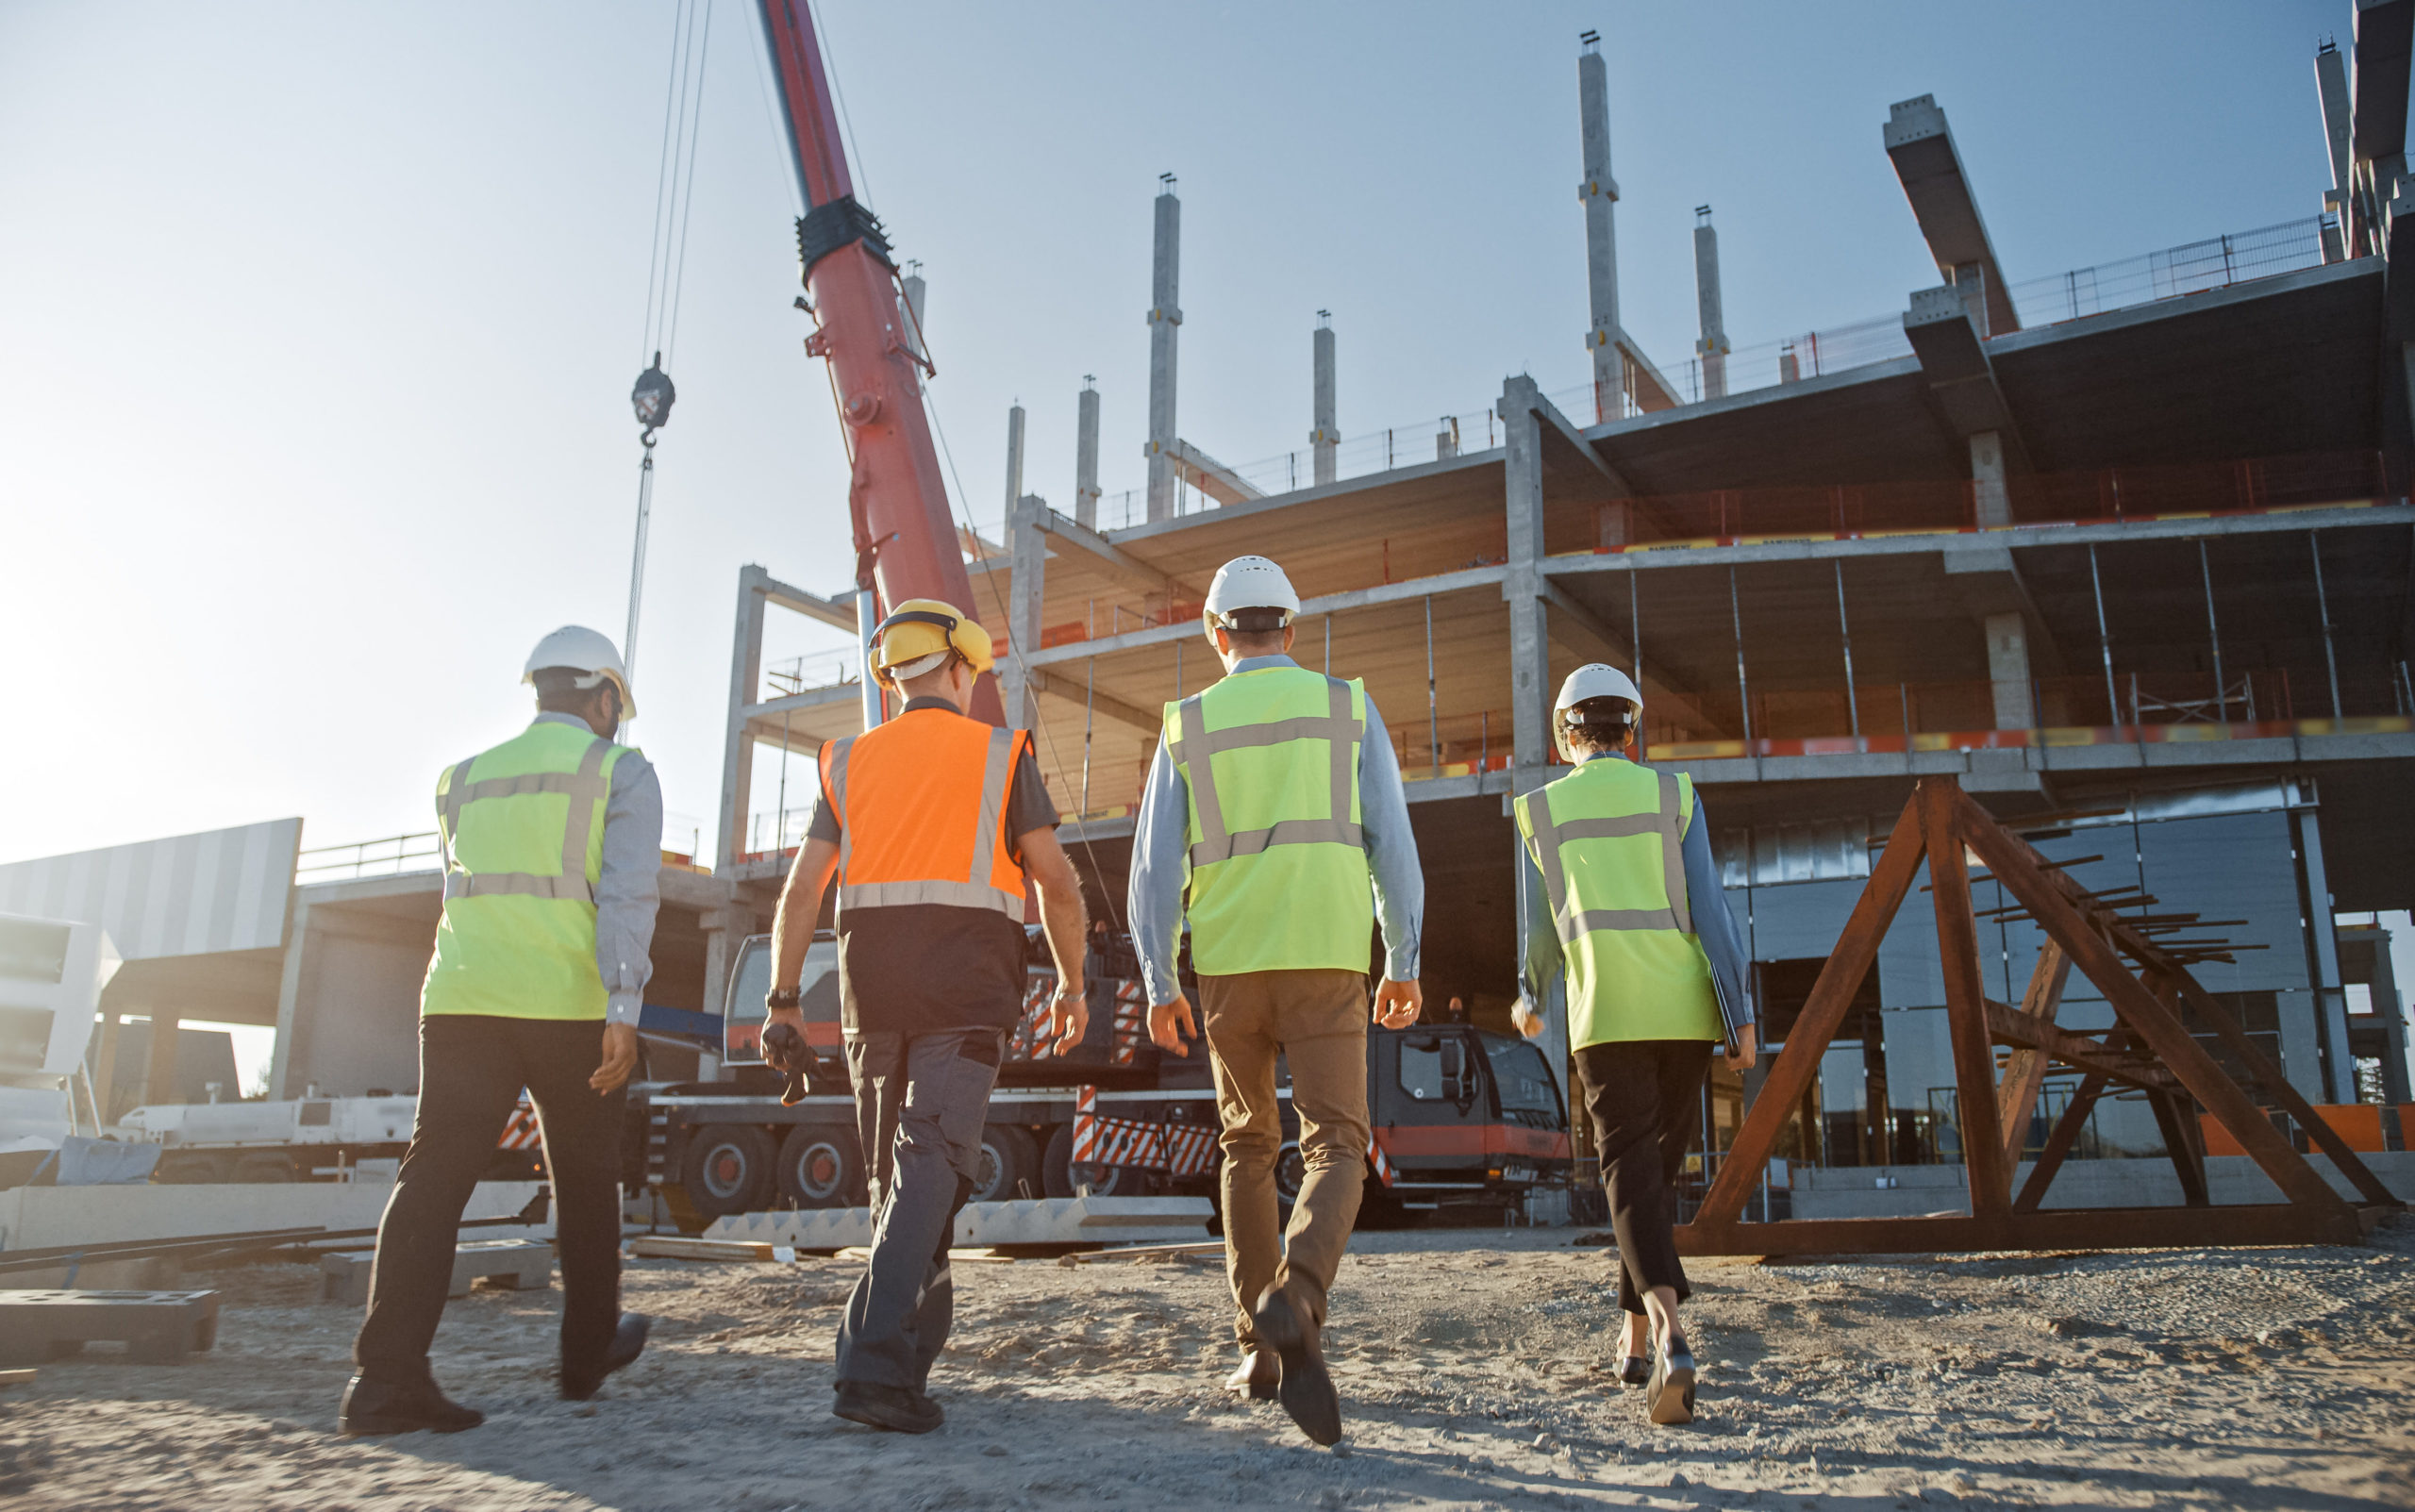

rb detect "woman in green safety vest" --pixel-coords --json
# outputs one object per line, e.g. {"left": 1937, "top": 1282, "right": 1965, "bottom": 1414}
{"left": 1513, "top": 663, "right": 1757, "bottom": 1427}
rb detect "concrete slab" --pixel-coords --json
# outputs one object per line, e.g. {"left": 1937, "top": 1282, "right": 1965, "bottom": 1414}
{"left": 703, "top": 1196, "right": 1213, "bottom": 1252}
{"left": 0, "top": 1289, "right": 220, "bottom": 1367}
{"left": 1790, "top": 1151, "right": 2415, "bottom": 1221}
{"left": 0, "top": 1181, "right": 549, "bottom": 1260}
{"left": 319, "top": 1238, "right": 553, "bottom": 1307}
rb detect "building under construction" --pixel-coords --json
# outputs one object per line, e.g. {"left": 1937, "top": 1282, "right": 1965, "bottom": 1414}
{"left": 715, "top": 20, "right": 2415, "bottom": 1181}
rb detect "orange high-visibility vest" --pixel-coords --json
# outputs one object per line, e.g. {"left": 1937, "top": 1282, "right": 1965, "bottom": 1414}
{"left": 818, "top": 707, "right": 1031, "bottom": 920}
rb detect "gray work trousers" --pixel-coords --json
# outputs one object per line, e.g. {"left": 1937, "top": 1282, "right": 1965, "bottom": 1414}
{"left": 835, "top": 1027, "right": 1003, "bottom": 1393}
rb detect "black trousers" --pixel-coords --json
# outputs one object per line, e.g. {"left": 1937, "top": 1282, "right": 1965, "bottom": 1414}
{"left": 354, "top": 1014, "right": 626, "bottom": 1380}
{"left": 1572, "top": 1038, "right": 1713, "bottom": 1319}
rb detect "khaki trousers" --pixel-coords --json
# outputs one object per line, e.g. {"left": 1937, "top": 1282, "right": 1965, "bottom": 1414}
{"left": 1201, "top": 969, "right": 1370, "bottom": 1352}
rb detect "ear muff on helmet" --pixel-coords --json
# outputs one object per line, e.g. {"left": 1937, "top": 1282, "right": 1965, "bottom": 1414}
{"left": 869, "top": 603, "right": 995, "bottom": 689}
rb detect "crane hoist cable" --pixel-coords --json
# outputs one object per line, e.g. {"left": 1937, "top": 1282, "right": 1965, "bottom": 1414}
{"left": 623, "top": 0, "right": 716, "bottom": 718}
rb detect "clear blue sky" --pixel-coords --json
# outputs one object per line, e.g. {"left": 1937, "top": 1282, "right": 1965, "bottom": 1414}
{"left": 0, "top": 0, "right": 2350, "bottom": 869}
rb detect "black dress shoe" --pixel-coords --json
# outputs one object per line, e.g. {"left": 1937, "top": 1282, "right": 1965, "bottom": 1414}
{"left": 832, "top": 1379, "right": 944, "bottom": 1434}
{"left": 1252, "top": 1282, "right": 1342, "bottom": 1448}
{"left": 339, "top": 1371, "right": 485, "bottom": 1436}
{"left": 560, "top": 1313, "right": 651, "bottom": 1401}
{"left": 1619, "top": 1354, "right": 1652, "bottom": 1387}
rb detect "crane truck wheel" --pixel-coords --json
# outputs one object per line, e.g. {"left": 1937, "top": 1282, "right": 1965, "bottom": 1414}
{"left": 971, "top": 1125, "right": 1038, "bottom": 1204}
{"left": 679, "top": 1124, "right": 775, "bottom": 1220}
{"left": 1040, "top": 1123, "right": 1132, "bottom": 1199}
{"left": 775, "top": 1125, "right": 865, "bottom": 1208}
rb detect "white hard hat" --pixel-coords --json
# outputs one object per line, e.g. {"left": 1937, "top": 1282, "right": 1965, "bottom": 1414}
{"left": 1201, "top": 556, "right": 1301, "bottom": 642}
{"left": 1554, "top": 662, "right": 1643, "bottom": 716}
{"left": 524, "top": 625, "right": 636, "bottom": 719}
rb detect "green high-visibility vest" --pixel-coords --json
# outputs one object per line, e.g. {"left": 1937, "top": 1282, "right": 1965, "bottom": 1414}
{"left": 1515, "top": 756, "right": 1722, "bottom": 1049}
{"left": 421, "top": 719, "right": 629, "bottom": 1021}
{"left": 1168, "top": 665, "right": 1374, "bottom": 977}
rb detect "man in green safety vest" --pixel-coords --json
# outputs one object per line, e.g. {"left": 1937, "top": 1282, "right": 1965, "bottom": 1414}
{"left": 1513, "top": 663, "right": 1757, "bottom": 1427}
{"left": 341, "top": 625, "right": 661, "bottom": 1436}
{"left": 1129, "top": 555, "right": 1424, "bottom": 1448}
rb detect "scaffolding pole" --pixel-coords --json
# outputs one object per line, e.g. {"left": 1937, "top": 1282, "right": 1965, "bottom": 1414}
{"left": 2089, "top": 544, "right": 2120, "bottom": 724}
{"left": 2309, "top": 531, "right": 2343, "bottom": 717}
{"left": 1835, "top": 558, "right": 1860, "bottom": 739}
{"left": 2199, "top": 539, "right": 2227, "bottom": 721}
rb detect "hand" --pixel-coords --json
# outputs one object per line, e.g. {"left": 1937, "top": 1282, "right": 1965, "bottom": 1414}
{"left": 591, "top": 1022, "right": 640, "bottom": 1094}
{"left": 1372, "top": 978, "right": 1421, "bottom": 1029}
{"left": 1511, "top": 999, "right": 1545, "bottom": 1039}
{"left": 1047, "top": 980, "right": 1089, "bottom": 1055}
{"left": 760, "top": 1008, "right": 811, "bottom": 1073}
{"left": 1149, "top": 994, "right": 1196, "bottom": 1057}
{"left": 1724, "top": 1023, "right": 1758, "bottom": 1073}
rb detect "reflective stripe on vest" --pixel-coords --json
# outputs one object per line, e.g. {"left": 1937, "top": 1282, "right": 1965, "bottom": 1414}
{"left": 438, "top": 738, "right": 612, "bottom": 904}
{"left": 1171, "top": 677, "right": 1363, "bottom": 868}
{"left": 1524, "top": 768, "right": 1691, "bottom": 943}
{"left": 822, "top": 717, "right": 1026, "bottom": 919}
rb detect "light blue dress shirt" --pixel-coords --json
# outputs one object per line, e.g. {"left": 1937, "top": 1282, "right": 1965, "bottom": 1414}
{"left": 1127, "top": 655, "right": 1424, "bottom": 1005}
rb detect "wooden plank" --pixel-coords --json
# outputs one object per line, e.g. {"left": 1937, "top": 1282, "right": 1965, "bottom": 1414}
{"left": 1995, "top": 939, "right": 2073, "bottom": 1174}
{"left": 1923, "top": 779, "right": 2012, "bottom": 1217}
{"left": 1694, "top": 792, "right": 1927, "bottom": 1227}
{"left": 1981, "top": 999, "right": 2171, "bottom": 1088}
{"left": 1950, "top": 787, "right": 2351, "bottom": 1216}
{"left": 628, "top": 1236, "right": 779, "bottom": 1263}
{"left": 0, "top": 1370, "right": 33, "bottom": 1388}
{"left": 1680, "top": 1201, "right": 2371, "bottom": 1257}
{"left": 2012, "top": 1027, "right": 2131, "bottom": 1214}
{"left": 2157, "top": 972, "right": 2402, "bottom": 1208}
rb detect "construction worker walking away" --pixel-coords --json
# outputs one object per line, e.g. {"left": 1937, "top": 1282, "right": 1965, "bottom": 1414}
{"left": 762, "top": 600, "right": 1089, "bottom": 1435}
{"left": 342, "top": 626, "right": 658, "bottom": 1435}
{"left": 1129, "top": 555, "right": 1424, "bottom": 1448}
{"left": 1512, "top": 664, "right": 1757, "bottom": 1426}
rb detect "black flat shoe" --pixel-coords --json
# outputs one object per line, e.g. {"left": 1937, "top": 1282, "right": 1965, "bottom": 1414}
{"left": 1619, "top": 1354, "right": 1651, "bottom": 1387}
{"left": 339, "top": 1371, "right": 484, "bottom": 1436}
{"left": 832, "top": 1379, "right": 944, "bottom": 1434}
{"left": 1646, "top": 1346, "right": 1697, "bottom": 1426}
{"left": 561, "top": 1313, "right": 650, "bottom": 1401}
{"left": 1253, "top": 1282, "right": 1342, "bottom": 1448}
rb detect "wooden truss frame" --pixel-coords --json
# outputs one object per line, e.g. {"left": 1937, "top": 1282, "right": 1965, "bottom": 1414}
{"left": 1678, "top": 776, "right": 2401, "bottom": 1256}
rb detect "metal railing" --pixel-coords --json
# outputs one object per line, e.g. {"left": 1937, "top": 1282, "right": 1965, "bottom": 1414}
{"left": 999, "top": 215, "right": 2336, "bottom": 540}
{"left": 297, "top": 832, "right": 441, "bottom": 880}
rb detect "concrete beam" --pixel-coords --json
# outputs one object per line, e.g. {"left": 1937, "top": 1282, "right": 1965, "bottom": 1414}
{"left": 2356, "top": 0, "right": 2414, "bottom": 163}
{"left": 1884, "top": 94, "right": 2021, "bottom": 336}
{"left": 1941, "top": 541, "right": 2066, "bottom": 679}
{"left": 1034, "top": 507, "right": 1197, "bottom": 602}
{"left": 755, "top": 571, "right": 858, "bottom": 634}
{"left": 743, "top": 680, "right": 866, "bottom": 727}
{"left": 1535, "top": 390, "right": 1634, "bottom": 495}
{"left": 1020, "top": 564, "right": 1510, "bottom": 669}
{"left": 1167, "top": 438, "right": 1266, "bottom": 505}
{"left": 1029, "top": 670, "right": 1162, "bottom": 734}
{"left": 1905, "top": 285, "right": 2030, "bottom": 477}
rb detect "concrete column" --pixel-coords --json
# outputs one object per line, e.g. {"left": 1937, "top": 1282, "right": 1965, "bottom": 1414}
{"left": 857, "top": 587, "right": 884, "bottom": 731}
{"left": 1576, "top": 34, "right": 1624, "bottom": 422}
{"left": 1436, "top": 417, "right": 1459, "bottom": 460}
{"left": 1693, "top": 207, "right": 1729, "bottom": 401}
{"left": 698, "top": 902, "right": 751, "bottom": 1084}
{"left": 1003, "top": 492, "right": 1045, "bottom": 729}
{"left": 1004, "top": 403, "right": 1026, "bottom": 518}
{"left": 1971, "top": 430, "right": 2010, "bottom": 527}
{"left": 1310, "top": 312, "right": 1338, "bottom": 486}
{"left": 1145, "top": 177, "right": 1182, "bottom": 521}
{"left": 2316, "top": 41, "right": 2354, "bottom": 251}
{"left": 1074, "top": 378, "right": 1101, "bottom": 528}
{"left": 142, "top": 1009, "right": 181, "bottom": 1108}
{"left": 1501, "top": 376, "right": 1552, "bottom": 792}
{"left": 90, "top": 1012, "right": 123, "bottom": 1123}
{"left": 1953, "top": 261, "right": 1990, "bottom": 340}
{"left": 719, "top": 568, "right": 768, "bottom": 870}
{"left": 1984, "top": 611, "right": 2035, "bottom": 729}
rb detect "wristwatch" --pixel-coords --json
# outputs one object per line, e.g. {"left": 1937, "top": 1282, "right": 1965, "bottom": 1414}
{"left": 766, "top": 986, "right": 802, "bottom": 1011}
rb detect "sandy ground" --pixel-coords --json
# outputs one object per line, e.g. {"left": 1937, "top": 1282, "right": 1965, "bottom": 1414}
{"left": 6, "top": 1216, "right": 2412, "bottom": 1511}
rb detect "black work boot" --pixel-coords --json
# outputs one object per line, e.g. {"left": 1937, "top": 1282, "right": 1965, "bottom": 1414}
{"left": 561, "top": 1313, "right": 651, "bottom": 1402}
{"left": 1252, "top": 1280, "right": 1341, "bottom": 1447}
{"left": 339, "top": 1369, "right": 485, "bottom": 1436}
{"left": 832, "top": 1379, "right": 945, "bottom": 1434}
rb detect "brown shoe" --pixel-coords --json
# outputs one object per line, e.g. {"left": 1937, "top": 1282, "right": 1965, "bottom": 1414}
{"left": 1224, "top": 1349, "right": 1278, "bottom": 1401}
{"left": 1252, "top": 1282, "right": 1341, "bottom": 1447}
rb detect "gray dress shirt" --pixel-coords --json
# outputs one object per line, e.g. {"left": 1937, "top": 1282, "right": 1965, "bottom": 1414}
{"left": 438, "top": 712, "right": 663, "bottom": 1025}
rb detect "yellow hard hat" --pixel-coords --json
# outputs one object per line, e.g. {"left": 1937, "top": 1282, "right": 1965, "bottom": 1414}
{"left": 870, "top": 598, "right": 994, "bottom": 689}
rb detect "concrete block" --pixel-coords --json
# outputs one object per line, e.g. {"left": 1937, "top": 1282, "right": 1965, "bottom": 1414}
{"left": 320, "top": 1238, "right": 553, "bottom": 1307}
{"left": 703, "top": 1196, "right": 1213, "bottom": 1252}
{"left": 0, "top": 1289, "right": 220, "bottom": 1367}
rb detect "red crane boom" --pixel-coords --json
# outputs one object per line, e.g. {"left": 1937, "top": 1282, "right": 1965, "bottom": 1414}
{"left": 755, "top": 0, "right": 1006, "bottom": 724}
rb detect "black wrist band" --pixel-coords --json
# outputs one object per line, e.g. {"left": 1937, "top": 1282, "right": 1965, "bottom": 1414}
{"left": 766, "top": 986, "right": 802, "bottom": 1010}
